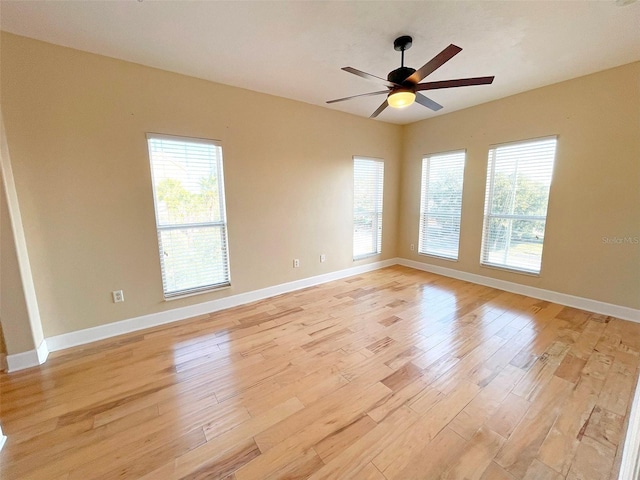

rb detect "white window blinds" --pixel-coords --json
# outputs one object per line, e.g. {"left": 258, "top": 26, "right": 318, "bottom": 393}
{"left": 147, "top": 134, "right": 230, "bottom": 297}
{"left": 481, "top": 136, "right": 557, "bottom": 274}
{"left": 353, "top": 158, "right": 384, "bottom": 259}
{"left": 419, "top": 150, "right": 466, "bottom": 260}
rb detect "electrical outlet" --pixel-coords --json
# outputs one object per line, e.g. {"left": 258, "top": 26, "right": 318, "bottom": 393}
{"left": 112, "top": 290, "right": 124, "bottom": 303}
{"left": 320, "top": 254, "right": 326, "bottom": 263}
{"left": 293, "top": 259, "right": 300, "bottom": 268}
{"left": 410, "top": 243, "right": 415, "bottom": 251}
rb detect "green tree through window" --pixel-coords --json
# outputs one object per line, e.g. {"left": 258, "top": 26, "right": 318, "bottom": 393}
{"left": 147, "top": 134, "right": 230, "bottom": 297}
{"left": 419, "top": 150, "right": 466, "bottom": 260}
{"left": 481, "top": 137, "right": 557, "bottom": 274}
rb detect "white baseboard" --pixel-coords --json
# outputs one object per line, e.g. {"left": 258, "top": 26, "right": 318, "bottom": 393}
{"left": 0, "top": 424, "right": 6, "bottom": 452}
{"left": 619, "top": 374, "right": 640, "bottom": 480}
{"left": 37, "top": 338, "right": 49, "bottom": 364}
{"left": 45, "top": 258, "right": 398, "bottom": 353}
{"left": 397, "top": 258, "right": 640, "bottom": 323}
{"left": 6, "top": 339, "right": 49, "bottom": 372}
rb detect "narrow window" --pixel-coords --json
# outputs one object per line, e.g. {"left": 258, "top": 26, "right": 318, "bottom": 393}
{"left": 481, "top": 136, "right": 557, "bottom": 274}
{"left": 147, "top": 134, "right": 230, "bottom": 297}
{"left": 353, "top": 157, "right": 384, "bottom": 259}
{"left": 419, "top": 150, "right": 466, "bottom": 260}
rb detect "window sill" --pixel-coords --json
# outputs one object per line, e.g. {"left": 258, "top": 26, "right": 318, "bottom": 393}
{"left": 480, "top": 263, "right": 541, "bottom": 277}
{"left": 418, "top": 252, "right": 459, "bottom": 262}
{"left": 164, "top": 283, "right": 231, "bottom": 301}
{"left": 353, "top": 252, "right": 381, "bottom": 261}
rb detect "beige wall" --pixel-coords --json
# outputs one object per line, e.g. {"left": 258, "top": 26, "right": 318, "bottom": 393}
{"left": 1, "top": 169, "right": 37, "bottom": 354}
{"left": 0, "top": 33, "right": 401, "bottom": 338}
{"left": 399, "top": 62, "right": 640, "bottom": 309}
{"left": 1, "top": 32, "right": 638, "bottom": 346}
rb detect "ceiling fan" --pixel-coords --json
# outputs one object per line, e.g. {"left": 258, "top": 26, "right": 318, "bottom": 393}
{"left": 327, "top": 35, "right": 495, "bottom": 118}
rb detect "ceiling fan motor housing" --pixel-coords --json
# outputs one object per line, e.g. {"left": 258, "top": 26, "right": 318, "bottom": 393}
{"left": 388, "top": 67, "right": 417, "bottom": 86}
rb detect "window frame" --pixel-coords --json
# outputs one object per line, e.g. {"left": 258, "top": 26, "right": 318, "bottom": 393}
{"left": 418, "top": 149, "right": 466, "bottom": 261}
{"left": 146, "top": 132, "right": 231, "bottom": 299}
{"left": 353, "top": 156, "right": 384, "bottom": 260}
{"left": 480, "top": 135, "right": 558, "bottom": 275}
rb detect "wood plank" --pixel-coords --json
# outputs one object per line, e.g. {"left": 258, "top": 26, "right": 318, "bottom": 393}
{"left": 368, "top": 375, "right": 431, "bottom": 422}
{"left": 372, "top": 380, "right": 480, "bottom": 476}
{"left": 448, "top": 364, "right": 524, "bottom": 440}
{"left": 522, "top": 459, "right": 564, "bottom": 480}
{"left": 566, "top": 435, "right": 616, "bottom": 480}
{"left": 485, "top": 392, "right": 531, "bottom": 439}
{"left": 68, "top": 427, "right": 206, "bottom": 480}
{"left": 380, "top": 362, "right": 423, "bottom": 392}
{"left": 387, "top": 427, "right": 467, "bottom": 479}
{"left": 597, "top": 350, "right": 639, "bottom": 416}
{"left": 479, "top": 461, "right": 515, "bottom": 480}
{"left": 237, "top": 382, "right": 390, "bottom": 479}
{"left": 307, "top": 406, "right": 420, "bottom": 480}
{"left": 440, "top": 426, "right": 505, "bottom": 480}
{"left": 313, "top": 414, "right": 377, "bottom": 463}
{"left": 582, "top": 405, "right": 625, "bottom": 449}
{"left": 354, "top": 462, "right": 386, "bottom": 480}
{"left": 494, "top": 375, "right": 574, "bottom": 478}
{"left": 179, "top": 439, "right": 261, "bottom": 480}
{"left": 253, "top": 373, "right": 390, "bottom": 453}
{"left": 536, "top": 381, "right": 599, "bottom": 475}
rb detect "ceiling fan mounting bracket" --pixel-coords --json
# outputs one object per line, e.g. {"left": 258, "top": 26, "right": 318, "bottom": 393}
{"left": 393, "top": 35, "right": 413, "bottom": 52}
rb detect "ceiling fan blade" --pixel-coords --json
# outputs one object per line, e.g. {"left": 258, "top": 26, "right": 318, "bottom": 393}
{"left": 416, "top": 76, "right": 495, "bottom": 91}
{"left": 342, "top": 67, "right": 400, "bottom": 88}
{"left": 326, "top": 90, "right": 389, "bottom": 104}
{"left": 415, "top": 93, "right": 443, "bottom": 111}
{"left": 405, "top": 44, "right": 462, "bottom": 84}
{"left": 370, "top": 99, "right": 389, "bottom": 118}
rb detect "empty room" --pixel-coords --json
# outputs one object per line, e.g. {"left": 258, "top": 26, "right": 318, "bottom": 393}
{"left": 1, "top": 1, "right": 639, "bottom": 479}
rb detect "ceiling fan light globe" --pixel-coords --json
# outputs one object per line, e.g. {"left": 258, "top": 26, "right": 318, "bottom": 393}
{"left": 388, "top": 91, "right": 415, "bottom": 108}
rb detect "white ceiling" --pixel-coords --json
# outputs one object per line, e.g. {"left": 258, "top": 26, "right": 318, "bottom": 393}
{"left": 1, "top": 1, "right": 639, "bottom": 125}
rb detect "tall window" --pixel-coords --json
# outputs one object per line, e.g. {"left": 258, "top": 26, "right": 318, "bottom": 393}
{"left": 419, "top": 150, "right": 466, "bottom": 260}
{"left": 353, "top": 157, "right": 384, "bottom": 259}
{"left": 481, "top": 136, "right": 557, "bottom": 274}
{"left": 147, "top": 134, "right": 230, "bottom": 297}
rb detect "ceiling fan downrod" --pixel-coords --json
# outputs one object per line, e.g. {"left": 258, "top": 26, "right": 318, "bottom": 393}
{"left": 393, "top": 35, "right": 412, "bottom": 68}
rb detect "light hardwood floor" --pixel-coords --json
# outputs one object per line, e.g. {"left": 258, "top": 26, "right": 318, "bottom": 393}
{"left": 1, "top": 266, "right": 639, "bottom": 479}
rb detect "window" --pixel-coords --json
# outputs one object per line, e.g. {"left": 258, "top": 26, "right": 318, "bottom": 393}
{"left": 147, "top": 134, "right": 230, "bottom": 297}
{"left": 353, "top": 157, "right": 384, "bottom": 259}
{"left": 481, "top": 136, "right": 557, "bottom": 274}
{"left": 419, "top": 150, "right": 466, "bottom": 260}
